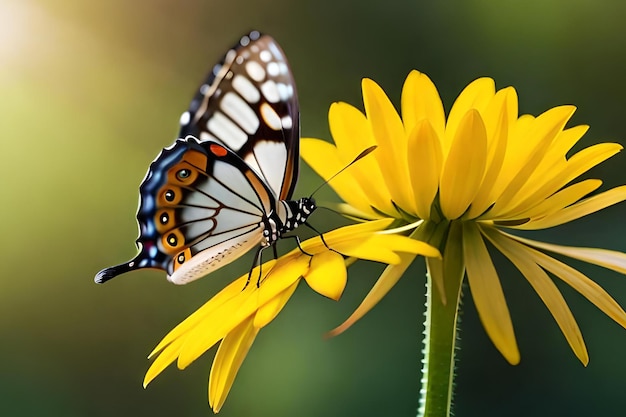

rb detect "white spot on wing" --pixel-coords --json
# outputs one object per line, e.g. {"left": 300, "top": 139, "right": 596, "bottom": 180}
{"left": 268, "top": 43, "right": 283, "bottom": 60}
{"left": 199, "top": 131, "right": 217, "bottom": 142}
{"left": 246, "top": 61, "right": 265, "bottom": 82}
{"left": 232, "top": 74, "right": 260, "bottom": 103}
{"left": 260, "top": 80, "right": 280, "bottom": 103}
{"left": 277, "top": 83, "right": 290, "bottom": 100}
{"left": 260, "top": 103, "right": 282, "bottom": 130}
{"left": 180, "top": 111, "right": 191, "bottom": 126}
{"left": 221, "top": 92, "right": 260, "bottom": 135}
{"left": 267, "top": 62, "right": 280, "bottom": 77}
{"left": 207, "top": 112, "right": 247, "bottom": 151}
{"left": 281, "top": 115, "right": 293, "bottom": 129}
{"left": 260, "top": 50, "right": 272, "bottom": 62}
{"left": 253, "top": 140, "right": 288, "bottom": 196}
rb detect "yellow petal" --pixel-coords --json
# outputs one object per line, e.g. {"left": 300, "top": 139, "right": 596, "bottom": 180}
{"left": 401, "top": 70, "right": 445, "bottom": 141}
{"left": 466, "top": 88, "right": 511, "bottom": 218}
{"left": 481, "top": 226, "right": 588, "bottom": 364}
{"left": 147, "top": 270, "right": 263, "bottom": 359}
{"left": 327, "top": 102, "right": 396, "bottom": 213}
{"left": 362, "top": 78, "right": 416, "bottom": 214}
{"left": 497, "top": 143, "right": 622, "bottom": 220}
{"left": 257, "top": 256, "right": 310, "bottom": 305}
{"left": 369, "top": 233, "right": 441, "bottom": 258}
{"left": 304, "top": 250, "right": 347, "bottom": 301}
{"left": 254, "top": 280, "right": 300, "bottom": 328}
{"left": 547, "top": 124, "right": 589, "bottom": 159}
{"left": 300, "top": 138, "right": 379, "bottom": 217}
{"left": 176, "top": 289, "right": 258, "bottom": 369}
{"left": 462, "top": 222, "right": 520, "bottom": 364}
{"left": 515, "top": 185, "right": 626, "bottom": 230}
{"left": 333, "top": 238, "right": 402, "bottom": 265}
{"left": 144, "top": 337, "right": 185, "bottom": 387}
{"left": 328, "top": 202, "right": 380, "bottom": 222}
{"left": 444, "top": 77, "right": 495, "bottom": 153}
{"left": 407, "top": 119, "right": 443, "bottom": 219}
{"left": 176, "top": 260, "right": 303, "bottom": 369}
{"left": 528, "top": 245, "right": 626, "bottom": 329}
{"left": 488, "top": 106, "right": 576, "bottom": 217}
{"left": 508, "top": 179, "right": 602, "bottom": 221}
{"left": 499, "top": 230, "right": 626, "bottom": 275}
{"left": 326, "top": 253, "right": 416, "bottom": 337}
{"left": 440, "top": 110, "right": 488, "bottom": 219}
{"left": 298, "top": 218, "right": 395, "bottom": 254}
{"left": 209, "top": 318, "right": 259, "bottom": 413}
{"left": 481, "top": 86, "right": 518, "bottom": 140}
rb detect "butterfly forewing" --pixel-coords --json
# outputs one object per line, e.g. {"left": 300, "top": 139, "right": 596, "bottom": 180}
{"left": 179, "top": 31, "right": 299, "bottom": 201}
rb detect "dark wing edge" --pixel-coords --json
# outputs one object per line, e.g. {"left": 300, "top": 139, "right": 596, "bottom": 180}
{"left": 177, "top": 30, "right": 300, "bottom": 201}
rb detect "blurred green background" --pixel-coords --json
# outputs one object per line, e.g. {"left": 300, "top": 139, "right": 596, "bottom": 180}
{"left": 3, "top": 0, "right": 626, "bottom": 416}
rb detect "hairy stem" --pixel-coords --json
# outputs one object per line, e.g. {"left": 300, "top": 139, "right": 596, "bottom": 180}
{"left": 417, "top": 221, "right": 464, "bottom": 417}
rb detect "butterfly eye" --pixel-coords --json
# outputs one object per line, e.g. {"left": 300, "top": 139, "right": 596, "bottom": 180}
{"left": 165, "top": 190, "right": 175, "bottom": 201}
{"left": 160, "top": 212, "right": 169, "bottom": 224}
{"left": 177, "top": 253, "right": 185, "bottom": 264}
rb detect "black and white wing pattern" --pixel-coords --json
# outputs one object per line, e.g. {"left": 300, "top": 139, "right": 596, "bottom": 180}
{"left": 95, "top": 31, "right": 313, "bottom": 285}
{"left": 179, "top": 30, "right": 299, "bottom": 201}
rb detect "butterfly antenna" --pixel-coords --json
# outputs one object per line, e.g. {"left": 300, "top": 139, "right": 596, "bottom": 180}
{"left": 309, "top": 145, "right": 377, "bottom": 198}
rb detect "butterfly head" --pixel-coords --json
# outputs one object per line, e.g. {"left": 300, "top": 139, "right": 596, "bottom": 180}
{"left": 301, "top": 196, "right": 316, "bottom": 216}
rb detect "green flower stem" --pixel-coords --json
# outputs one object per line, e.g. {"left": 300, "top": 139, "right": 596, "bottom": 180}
{"left": 418, "top": 221, "right": 464, "bottom": 417}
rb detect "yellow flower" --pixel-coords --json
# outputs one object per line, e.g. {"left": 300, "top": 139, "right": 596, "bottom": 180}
{"left": 143, "top": 219, "right": 439, "bottom": 412}
{"left": 302, "top": 70, "right": 626, "bottom": 365}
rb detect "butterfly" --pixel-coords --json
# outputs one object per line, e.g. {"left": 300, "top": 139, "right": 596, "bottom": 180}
{"left": 95, "top": 30, "right": 316, "bottom": 285}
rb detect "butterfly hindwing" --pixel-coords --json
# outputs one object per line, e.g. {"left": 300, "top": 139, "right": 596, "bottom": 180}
{"left": 96, "top": 137, "right": 276, "bottom": 284}
{"left": 179, "top": 31, "right": 300, "bottom": 201}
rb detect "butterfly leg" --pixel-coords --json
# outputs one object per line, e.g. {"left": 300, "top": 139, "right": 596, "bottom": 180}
{"left": 303, "top": 222, "right": 345, "bottom": 256}
{"left": 245, "top": 246, "right": 267, "bottom": 289}
{"left": 281, "top": 235, "right": 313, "bottom": 257}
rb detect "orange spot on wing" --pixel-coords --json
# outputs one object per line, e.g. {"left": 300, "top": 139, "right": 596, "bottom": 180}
{"left": 173, "top": 248, "right": 192, "bottom": 272}
{"left": 161, "top": 229, "right": 185, "bottom": 254}
{"left": 209, "top": 143, "right": 228, "bottom": 157}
